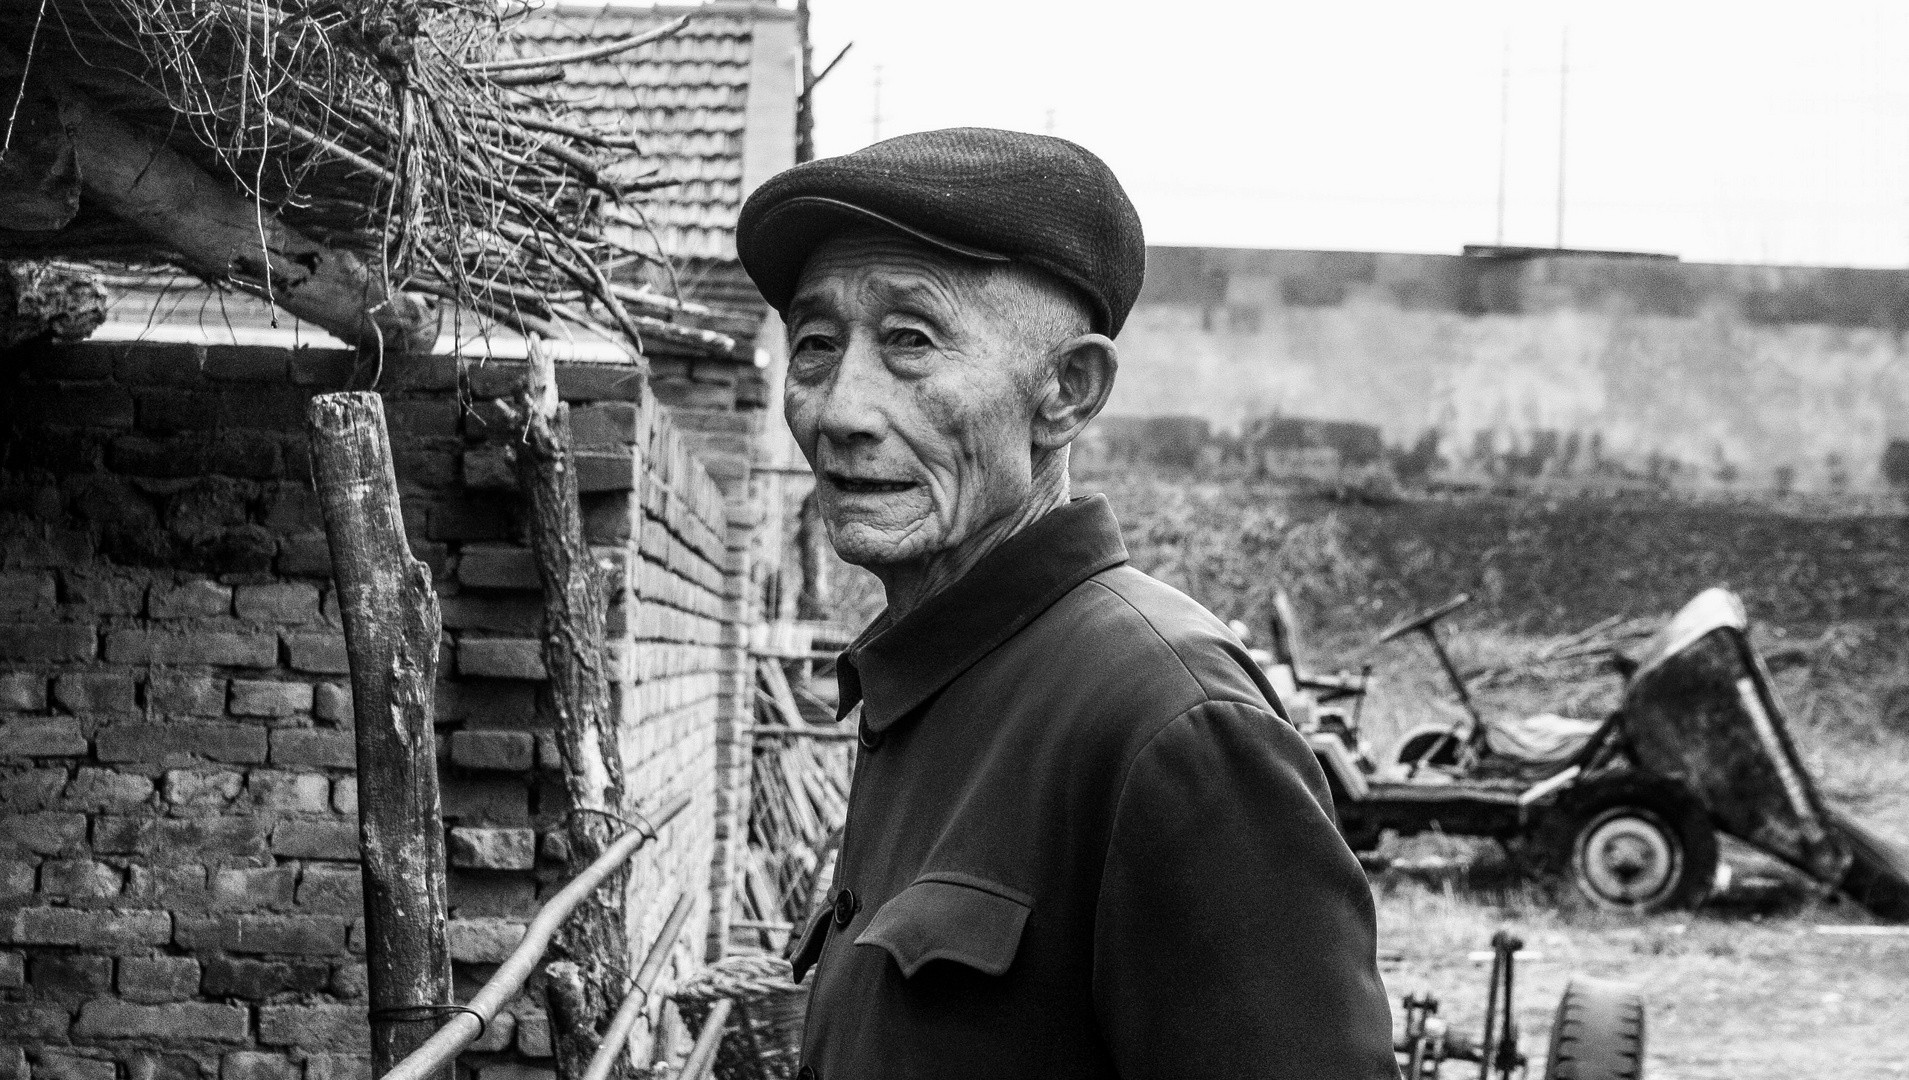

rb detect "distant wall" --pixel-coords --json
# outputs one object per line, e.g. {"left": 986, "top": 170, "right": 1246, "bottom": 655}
{"left": 1111, "top": 247, "right": 1909, "bottom": 491}
{"left": 0, "top": 340, "right": 746, "bottom": 1080}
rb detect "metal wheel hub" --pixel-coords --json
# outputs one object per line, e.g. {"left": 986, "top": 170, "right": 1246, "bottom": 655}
{"left": 1578, "top": 809, "right": 1680, "bottom": 907}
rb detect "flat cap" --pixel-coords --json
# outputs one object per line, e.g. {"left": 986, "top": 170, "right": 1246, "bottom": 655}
{"left": 737, "top": 127, "right": 1147, "bottom": 337}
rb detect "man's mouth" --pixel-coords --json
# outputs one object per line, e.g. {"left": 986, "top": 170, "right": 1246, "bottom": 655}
{"left": 826, "top": 471, "right": 916, "bottom": 495}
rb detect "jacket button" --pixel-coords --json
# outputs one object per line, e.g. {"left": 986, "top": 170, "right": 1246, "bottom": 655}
{"left": 832, "top": 888, "right": 859, "bottom": 928}
{"left": 858, "top": 722, "right": 884, "bottom": 750}
{"left": 797, "top": 1067, "right": 817, "bottom": 1080}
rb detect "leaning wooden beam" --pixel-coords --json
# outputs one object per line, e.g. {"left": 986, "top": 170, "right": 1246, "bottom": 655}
{"left": 512, "top": 340, "right": 634, "bottom": 1080}
{"left": 678, "top": 999, "right": 735, "bottom": 1080}
{"left": 381, "top": 794, "right": 694, "bottom": 1080}
{"left": 0, "top": 48, "right": 434, "bottom": 353}
{"left": 307, "top": 393, "right": 451, "bottom": 1079}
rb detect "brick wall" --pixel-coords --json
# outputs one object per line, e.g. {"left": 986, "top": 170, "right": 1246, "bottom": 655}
{"left": 0, "top": 339, "right": 747, "bottom": 1079}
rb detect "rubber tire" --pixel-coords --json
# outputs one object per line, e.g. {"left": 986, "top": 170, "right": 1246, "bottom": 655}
{"left": 1830, "top": 807, "right": 1909, "bottom": 922}
{"left": 1543, "top": 978, "right": 1646, "bottom": 1080}
{"left": 1541, "top": 776, "right": 1719, "bottom": 912}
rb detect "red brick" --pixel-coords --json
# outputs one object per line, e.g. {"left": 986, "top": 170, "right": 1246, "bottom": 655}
{"left": 74, "top": 1000, "right": 249, "bottom": 1043}
{"left": 220, "top": 1055, "right": 299, "bottom": 1080}
{"left": 52, "top": 673, "right": 136, "bottom": 715}
{"left": 0, "top": 717, "right": 86, "bottom": 757}
{"left": 447, "top": 871, "right": 536, "bottom": 918}
{"left": 0, "top": 1003, "right": 71, "bottom": 1040}
{"left": 447, "top": 827, "right": 535, "bottom": 870}
{"left": 0, "top": 810, "right": 86, "bottom": 854}
{"left": 447, "top": 917, "right": 526, "bottom": 963}
{"left": 276, "top": 533, "right": 333, "bottom": 578}
{"left": 383, "top": 354, "right": 459, "bottom": 391}
{"left": 331, "top": 777, "right": 357, "bottom": 815}
{"left": 10, "top": 907, "right": 171, "bottom": 947}
{"left": 456, "top": 639, "right": 546, "bottom": 680}
{"left": 201, "top": 956, "right": 328, "bottom": 1000}
{"left": 313, "top": 683, "right": 354, "bottom": 723}
{"left": 164, "top": 768, "right": 245, "bottom": 810}
{"left": 63, "top": 767, "right": 157, "bottom": 811}
{"left": 137, "top": 388, "right": 221, "bottom": 433}
{"left": 147, "top": 674, "right": 227, "bottom": 717}
{"left": 450, "top": 730, "right": 534, "bottom": 772}
{"left": 439, "top": 595, "right": 542, "bottom": 635}
{"left": 93, "top": 814, "right": 270, "bottom": 862}
{"left": 148, "top": 580, "right": 232, "bottom": 619}
{"left": 59, "top": 570, "right": 148, "bottom": 615}
{"left": 230, "top": 680, "right": 313, "bottom": 717}
{"left": 386, "top": 398, "right": 461, "bottom": 438}
{"left": 228, "top": 913, "right": 349, "bottom": 956}
{"left": 210, "top": 866, "right": 297, "bottom": 910}
{"left": 95, "top": 722, "right": 268, "bottom": 765}
{"left": 202, "top": 345, "right": 289, "bottom": 382}
{"left": 104, "top": 629, "right": 276, "bottom": 668}
{"left": 268, "top": 729, "right": 354, "bottom": 769}
{"left": 0, "top": 670, "right": 49, "bottom": 711}
{"left": 285, "top": 634, "right": 350, "bottom": 674}
{"left": 1, "top": 768, "right": 64, "bottom": 807}
{"left": 247, "top": 771, "right": 331, "bottom": 813}
{"left": 119, "top": 955, "right": 202, "bottom": 1003}
{"left": 17, "top": 383, "right": 135, "bottom": 427}
{"left": 461, "top": 445, "right": 516, "bottom": 489}
{"left": 440, "top": 778, "right": 530, "bottom": 825}
{"left": 234, "top": 583, "right": 322, "bottom": 624}
{"left": 574, "top": 450, "right": 636, "bottom": 493}
{"left": 29, "top": 1053, "right": 113, "bottom": 1080}
{"left": 258, "top": 1002, "right": 369, "bottom": 1050}
{"left": 270, "top": 819, "right": 359, "bottom": 861}
{"left": 114, "top": 342, "right": 207, "bottom": 385}
{"left": 125, "top": 865, "right": 209, "bottom": 909}
{"left": 0, "top": 622, "right": 96, "bottom": 662}
{"left": 29, "top": 952, "right": 113, "bottom": 998}
{"left": 39, "top": 859, "right": 123, "bottom": 898}
{"left": 288, "top": 349, "right": 358, "bottom": 387}
{"left": 295, "top": 865, "right": 363, "bottom": 912}
{"left": 0, "top": 571, "right": 55, "bottom": 614}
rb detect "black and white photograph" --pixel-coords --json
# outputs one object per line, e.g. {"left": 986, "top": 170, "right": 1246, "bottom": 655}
{"left": 0, "top": 1, "right": 1906, "bottom": 1078}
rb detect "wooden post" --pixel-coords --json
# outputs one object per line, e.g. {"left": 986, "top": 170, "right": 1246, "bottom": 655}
{"left": 308, "top": 392, "right": 452, "bottom": 1079}
{"left": 513, "top": 342, "right": 633, "bottom": 1080}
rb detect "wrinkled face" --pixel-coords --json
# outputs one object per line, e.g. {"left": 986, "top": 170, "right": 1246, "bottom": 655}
{"left": 784, "top": 231, "right": 1056, "bottom": 567}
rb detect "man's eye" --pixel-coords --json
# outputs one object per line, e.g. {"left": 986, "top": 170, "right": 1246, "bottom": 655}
{"left": 887, "top": 328, "right": 932, "bottom": 349}
{"left": 792, "top": 334, "right": 837, "bottom": 356}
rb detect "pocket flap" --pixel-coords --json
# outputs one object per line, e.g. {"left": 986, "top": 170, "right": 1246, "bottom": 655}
{"left": 787, "top": 907, "right": 832, "bottom": 984}
{"left": 853, "top": 873, "right": 1032, "bottom": 978}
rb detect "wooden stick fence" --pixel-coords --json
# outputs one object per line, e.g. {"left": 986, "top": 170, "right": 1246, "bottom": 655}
{"left": 381, "top": 792, "right": 692, "bottom": 1080}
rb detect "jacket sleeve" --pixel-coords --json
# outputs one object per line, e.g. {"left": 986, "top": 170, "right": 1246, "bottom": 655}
{"left": 1092, "top": 699, "right": 1399, "bottom": 1080}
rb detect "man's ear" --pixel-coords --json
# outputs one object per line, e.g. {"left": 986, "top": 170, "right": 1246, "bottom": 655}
{"left": 1032, "top": 334, "right": 1118, "bottom": 451}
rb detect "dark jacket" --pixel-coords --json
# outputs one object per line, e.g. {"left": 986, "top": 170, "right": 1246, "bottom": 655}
{"left": 791, "top": 496, "right": 1398, "bottom": 1079}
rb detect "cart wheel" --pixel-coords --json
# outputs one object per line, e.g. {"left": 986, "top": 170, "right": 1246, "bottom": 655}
{"left": 1550, "top": 778, "right": 1718, "bottom": 912}
{"left": 1543, "top": 978, "right": 1645, "bottom": 1080}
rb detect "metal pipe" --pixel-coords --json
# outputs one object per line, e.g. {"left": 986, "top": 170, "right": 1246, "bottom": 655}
{"left": 678, "top": 998, "right": 734, "bottom": 1080}
{"left": 580, "top": 893, "right": 697, "bottom": 1080}
{"left": 381, "top": 793, "right": 692, "bottom": 1080}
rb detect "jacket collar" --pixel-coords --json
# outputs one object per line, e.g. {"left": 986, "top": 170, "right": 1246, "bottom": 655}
{"left": 836, "top": 494, "right": 1129, "bottom": 732}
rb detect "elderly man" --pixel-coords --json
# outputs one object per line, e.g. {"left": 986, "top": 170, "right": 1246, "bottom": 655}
{"left": 737, "top": 128, "right": 1397, "bottom": 1079}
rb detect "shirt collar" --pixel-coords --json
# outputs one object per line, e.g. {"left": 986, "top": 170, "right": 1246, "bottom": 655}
{"left": 836, "top": 494, "right": 1129, "bottom": 732}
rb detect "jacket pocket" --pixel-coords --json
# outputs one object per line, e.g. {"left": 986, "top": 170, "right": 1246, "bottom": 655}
{"left": 788, "top": 907, "right": 832, "bottom": 984}
{"left": 853, "top": 872, "right": 1032, "bottom": 978}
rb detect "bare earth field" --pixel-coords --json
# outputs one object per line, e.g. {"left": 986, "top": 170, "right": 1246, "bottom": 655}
{"left": 1073, "top": 472, "right": 1909, "bottom": 1079}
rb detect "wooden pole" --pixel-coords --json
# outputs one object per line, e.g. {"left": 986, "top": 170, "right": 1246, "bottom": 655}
{"left": 513, "top": 341, "right": 633, "bottom": 1080}
{"left": 308, "top": 392, "right": 452, "bottom": 1079}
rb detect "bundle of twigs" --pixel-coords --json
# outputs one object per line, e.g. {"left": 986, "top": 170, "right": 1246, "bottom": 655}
{"left": 738, "top": 661, "right": 851, "bottom": 943}
{"left": 13, "top": 0, "right": 735, "bottom": 353}
{"left": 1462, "top": 614, "right": 1658, "bottom": 689}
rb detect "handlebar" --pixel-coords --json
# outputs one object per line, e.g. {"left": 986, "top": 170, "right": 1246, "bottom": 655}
{"left": 1378, "top": 593, "right": 1474, "bottom": 644}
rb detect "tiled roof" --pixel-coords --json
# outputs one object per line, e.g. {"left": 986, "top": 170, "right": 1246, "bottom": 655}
{"left": 510, "top": 3, "right": 791, "bottom": 263}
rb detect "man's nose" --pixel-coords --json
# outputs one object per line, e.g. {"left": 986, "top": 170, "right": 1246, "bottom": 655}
{"left": 815, "top": 337, "right": 890, "bottom": 446}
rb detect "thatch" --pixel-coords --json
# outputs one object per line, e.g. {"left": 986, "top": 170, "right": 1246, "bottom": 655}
{"left": 0, "top": 0, "right": 739, "bottom": 356}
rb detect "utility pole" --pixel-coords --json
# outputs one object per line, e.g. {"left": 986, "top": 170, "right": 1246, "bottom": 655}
{"left": 1495, "top": 35, "right": 1510, "bottom": 246}
{"left": 1555, "top": 27, "right": 1569, "bottom": 249}
{"left": 871, "top": 64, "right": 882, "bottom": 143}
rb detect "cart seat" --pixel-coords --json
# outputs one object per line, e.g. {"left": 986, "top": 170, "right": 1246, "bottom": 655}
{"left": 1483, "top": 712, "right": 1602, "bottom": 764}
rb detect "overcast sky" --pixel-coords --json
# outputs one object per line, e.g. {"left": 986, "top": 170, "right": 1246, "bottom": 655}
{"left": 800, "top": 0, "right": 1909, "bottom": 267}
